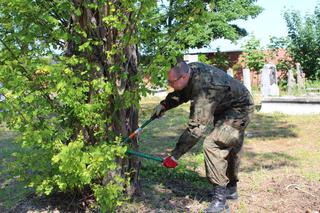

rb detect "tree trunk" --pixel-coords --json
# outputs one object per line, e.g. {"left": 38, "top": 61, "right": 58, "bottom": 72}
{"left": 111, "top": 45, "right": 141, "bottom": 196}
{"left": 123, "top": 45, "right": 141, "bottom": 195}
{"left": 66, "top": 0, "right": 141, "bottom": 197}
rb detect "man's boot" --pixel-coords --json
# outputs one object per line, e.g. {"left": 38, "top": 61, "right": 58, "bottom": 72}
{"left": 204, "top": 186, "right": 229, "bottom": 213}
{"left": 226, "top": 183, "right": 238, "bottom": 200}
{"left": 209, "top": 184, "right": 238, "bottom": 200}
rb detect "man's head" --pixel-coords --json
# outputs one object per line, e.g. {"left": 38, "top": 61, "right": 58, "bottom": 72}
{"left": 167, "top": 61, "right": 190, "bottom": 91}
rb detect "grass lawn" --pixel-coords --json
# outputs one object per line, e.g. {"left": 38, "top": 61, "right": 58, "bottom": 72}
{"left": 0, "top": 126, "right": 31, "bottom": 212}
{"left": 122, "top": 95, "right": 320, "bottom": 212}
{"left": 1, "top": 94, "right": 320, "bottom": 212}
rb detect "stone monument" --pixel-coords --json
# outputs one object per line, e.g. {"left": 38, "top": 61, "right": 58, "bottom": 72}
{"left": 296, "top": 63, "right": 305, "bottom": 89}
{"left": 260, "top": 64, "right": 320, "bottom": 115}
{"left": 287, "top": 69, "right": 296, "bottom": 95}
{"left": 242, "top": 68, "right": 251, "bottom": 93}
{"left": 261, "top": 64, "right": 280, "bottom": 97}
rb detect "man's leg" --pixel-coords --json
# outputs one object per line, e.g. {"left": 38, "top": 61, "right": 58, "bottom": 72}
{"left": 203, "top": 136, "right": 230, "bottom": 186}
{"left": 203, "top": 106, "right": 253, "bottom": 212}
{"left": 225, "top": 131, "right": 244, "bottom": 200}
{"left": 203, "top": 121, "right": 242, "bottom": 213}
{"left": 204, "top": 120, "right": 245, "bottom": 184}
{"left": 203, "top": 142, "right": 229, "bottom": 212}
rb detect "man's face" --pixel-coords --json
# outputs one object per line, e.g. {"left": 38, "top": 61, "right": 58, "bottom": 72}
{"left": 167, "top": 70, "right": 189, "bottom": 91}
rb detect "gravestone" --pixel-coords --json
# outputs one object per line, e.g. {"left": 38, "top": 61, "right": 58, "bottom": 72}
{"left": 242, "top": 68, "right": 251, "bottom": 93}
{"left": 287, "top": 69, "right": 296, "bottom": 95}
{"left": 261, "top": 64, "right": 279, "bottom": 97}
{"left": 227, "top": 68, "right": 233, "bottom": 77}
{"left": 296, "top": 63, "right": 305, "bottom": 89}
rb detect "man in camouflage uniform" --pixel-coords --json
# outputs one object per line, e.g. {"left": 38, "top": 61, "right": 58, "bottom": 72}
{"left": 152, "top": 61, "right": 254, "bottom": 213}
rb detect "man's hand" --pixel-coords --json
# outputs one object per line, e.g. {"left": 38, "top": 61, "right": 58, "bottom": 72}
{"left": 152, "top": 104, "right": 165, "bottom": 118}
{"left": 163, "top": 156, "right": 178, "bottom": 168}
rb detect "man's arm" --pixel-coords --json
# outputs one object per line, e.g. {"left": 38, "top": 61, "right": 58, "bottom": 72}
{"left": 160, "top": 89, "right": 189, "bottom": 111}
{"left": 171, "top": 85, "right": 229, "bottom": 159}
{"left": 152, "top": 89, "right": 190, "bottom": 119}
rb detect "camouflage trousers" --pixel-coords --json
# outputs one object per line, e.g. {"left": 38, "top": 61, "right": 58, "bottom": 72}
{"left": 203, "top": 106, "right": 254, "bottom": 186}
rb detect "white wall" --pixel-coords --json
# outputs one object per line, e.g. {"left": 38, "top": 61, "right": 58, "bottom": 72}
{"left": 183, "top": 54, "right": 198, "bottom": 63}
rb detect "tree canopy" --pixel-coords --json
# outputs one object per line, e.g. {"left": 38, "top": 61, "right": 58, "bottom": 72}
{"left": 284, "top": 4, "right": 320, "bottom": 79}
{"left": 240, "top": 35, "right": 267, "bottom": 72}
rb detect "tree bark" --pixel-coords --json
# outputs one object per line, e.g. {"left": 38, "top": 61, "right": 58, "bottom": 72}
{"left": 66, "top": 0, "right": 141, "bottom": 197}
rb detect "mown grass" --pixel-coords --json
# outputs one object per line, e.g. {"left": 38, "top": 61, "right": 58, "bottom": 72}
{"left": 137, "top": 95, "right": 310, "bottom": 171}
{"left": 125, "top": 94, "right": 320, "bottom": 212}
{"left": 1, "top": 93, "right": 320, "bottom": 212}
{"left": 0, "top": 127, "right": 30, "bottom": 211}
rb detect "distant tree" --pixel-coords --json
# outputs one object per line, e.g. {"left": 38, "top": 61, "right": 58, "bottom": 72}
{"left": 198, "top": 49, "right": 229, "bottom": 71}
{"left": 267, "top": 37, "right": 295, "bottom": 89}
{"left": 211, "top": 48, "right": 229, "bottom": 70}
{"left": 267, "top": 37, "right": 294, "bottom": 73}
{"left": 0, "top": 0, "right": 262, "bottom": 211}
{"left": 198, "top": 54, "right": 213, "bottom": 65}
{"left": 284, "top": 5, "right": 320, "bottom": 79}
{"left": 240, "top": 35, "right": 267, "bottom": 73}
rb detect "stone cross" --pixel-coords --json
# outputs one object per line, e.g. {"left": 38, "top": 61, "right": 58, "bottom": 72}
{"left": 287, "top": 69, "right": 296, "bottom": 95}
{"left": 296, "top": 63, "right": 305, "bottom": 89}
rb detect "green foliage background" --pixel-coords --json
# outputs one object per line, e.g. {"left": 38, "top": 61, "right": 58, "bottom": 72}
{"left": 284, "top": 5, "right": 320, "bottom": 79}
{"left": 240, "top": 35, "right": 267, "bottom": 73}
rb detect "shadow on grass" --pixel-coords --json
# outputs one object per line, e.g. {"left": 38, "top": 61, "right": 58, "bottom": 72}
{"left": 241, "top": 148, "right": 298, "bottom": 173}
{"left": 132, "top": 106, "right": 300, "bottom": 211}
{"left": 0, "top": 130, "right": 31, "bottom": 213}
{"left": 138, "top": 107, "right": 298, "bottom": 158}
{"left": 10, "top": 192, "right": 90, "bottom": 213}
{"left": 246, "top": 113, "right": 297, "bottom": 139}
{"left": 132, "top": 149, "right": 298, "bottom": 212}
{"left": 133, "top": 161, "right": 212, "bottom": 212}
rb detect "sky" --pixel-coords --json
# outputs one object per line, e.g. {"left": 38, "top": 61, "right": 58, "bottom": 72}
{"left": 189, "top": 0, "right": 319, "bottom": 53}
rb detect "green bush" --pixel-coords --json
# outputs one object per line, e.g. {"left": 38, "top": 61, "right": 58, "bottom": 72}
{"left": 0, "top": 56, "right": 130, "bottom": 211}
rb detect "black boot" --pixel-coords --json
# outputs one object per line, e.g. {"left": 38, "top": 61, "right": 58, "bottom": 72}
{"left": 208, "top": 184, "right": 238, "bottom": 200}
{"left": 226, "top": 183, "right": 238, "bottom": 200}
{"left": 204, "top": 186, "right": 229, "bottom": 213}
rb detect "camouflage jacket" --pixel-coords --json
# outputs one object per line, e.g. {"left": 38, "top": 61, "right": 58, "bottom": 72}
{"left": 160, "top": 62, "right": 254, "bottom": 159}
